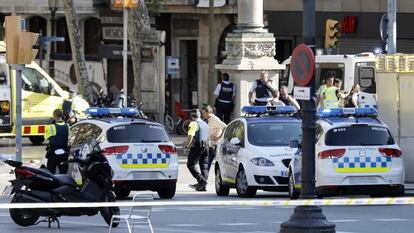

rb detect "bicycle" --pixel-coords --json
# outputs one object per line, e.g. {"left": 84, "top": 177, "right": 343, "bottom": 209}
{"left": 164, "top": 101, "right": 191, "bottom": 135}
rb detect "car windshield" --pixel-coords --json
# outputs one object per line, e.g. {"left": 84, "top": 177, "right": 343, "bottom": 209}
{"left": 325, "top": 125, "right": 395, "bottom": 146}
{"left": 107, "top": 123, "right": 170, "bottom": 143}
{"left": 247, "top": 122, "right": 302, "bottom": 146}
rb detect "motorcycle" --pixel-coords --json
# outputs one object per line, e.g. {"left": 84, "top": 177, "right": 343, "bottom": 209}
{"left": 4, "top": 138, "right": 120, "bottom": 228}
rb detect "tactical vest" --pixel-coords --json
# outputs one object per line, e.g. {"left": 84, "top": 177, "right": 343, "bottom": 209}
{"left": 49, "top": 123, "right": 69, "bottom": 148}
{"left": 217, "top": 83, "right": 234, "bottom": 102}
{"left": 323, "top": 87, "right": 339, "bottom": 109}
{"left": 255, "top": 80, "right": 271, "bottom": 99}
{"left": 194, "top": 119, "right": 209, "bottom": 147}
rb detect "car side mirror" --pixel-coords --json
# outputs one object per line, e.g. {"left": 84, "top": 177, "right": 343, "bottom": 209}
{"left": 230, "top": 137, "right": 241, "bottom": 146}
{"left": 289, "top": 140, "right": 300, "bottom": 149}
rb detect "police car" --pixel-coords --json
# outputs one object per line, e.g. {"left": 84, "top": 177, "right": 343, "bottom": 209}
{"left": 288, "top": 108, "right": 404, "bottom": 199}
{"left": 214, "top": 106, "right": 302, "bottom": 198}
{"left": 68, "top": 108, "right": 178, "bottom": 199}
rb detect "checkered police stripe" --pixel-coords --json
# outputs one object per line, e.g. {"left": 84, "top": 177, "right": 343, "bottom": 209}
{"left": 333, "top": 156, "right": 391, "bottom": 172}
{"left": 116, "top": 153, "right": 171, "bottom": 168}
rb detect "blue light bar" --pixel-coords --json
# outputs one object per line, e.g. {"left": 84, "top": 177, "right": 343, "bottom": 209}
{"left": 242, "top": 105, "right": 296, "bottom": 115}
{"left": 317, "top": 108, "right": 377, "bottom": 118}
{"left": 86, "top": 108, "right": 139, "bottom": 117}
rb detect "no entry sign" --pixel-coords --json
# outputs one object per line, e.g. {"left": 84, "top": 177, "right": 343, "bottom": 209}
{"left": 290, "top": 44, "right": 315, "bottom": 86}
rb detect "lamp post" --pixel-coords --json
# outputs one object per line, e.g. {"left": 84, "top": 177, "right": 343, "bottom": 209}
{"left": 48, "top": 0, "right": 58, "bottom": 77}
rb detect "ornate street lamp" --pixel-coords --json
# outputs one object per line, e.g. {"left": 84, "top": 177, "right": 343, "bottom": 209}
{"left": 48, "top": 0, "right": 58, "bottom": 77}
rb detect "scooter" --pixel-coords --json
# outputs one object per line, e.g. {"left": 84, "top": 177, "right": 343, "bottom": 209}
{"left": 4, "top": 138, "right": 120, "bottom": 228}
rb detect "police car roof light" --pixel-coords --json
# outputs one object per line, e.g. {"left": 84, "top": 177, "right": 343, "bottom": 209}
{"left": 86, "top": 108, "right": 139, "bottom": 117}
{"left": 317, "top": 108, "right": 377, "bottom": 118}
{"left": 242, "top": 106, "right": 296, "bottom": 115}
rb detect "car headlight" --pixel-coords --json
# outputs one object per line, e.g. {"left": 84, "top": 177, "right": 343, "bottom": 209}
{"left": 251, "top": 157, "right": 274, "bottom": 166}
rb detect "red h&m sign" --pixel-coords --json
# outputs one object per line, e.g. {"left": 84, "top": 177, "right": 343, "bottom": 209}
{"left": 342, "top": 16, "right": 357, "bottom": 34}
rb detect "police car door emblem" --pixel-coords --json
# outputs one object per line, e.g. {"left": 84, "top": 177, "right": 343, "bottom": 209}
{"left": 359, "top": 150, "right": 366, "bottom": 157}
{"left": 141, "top": 147, "right": 148, "bottom": 153}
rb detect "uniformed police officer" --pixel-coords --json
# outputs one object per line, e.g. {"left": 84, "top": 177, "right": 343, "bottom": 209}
{"left": 248, "top": 70, "right": 278, "bottom": 106}
{"left": 185, "top": 109, "right": 209, "bottom": 191}
{"left": 321, "top": 78, "right": 349, "bottom": 109}
{"left": 64, "top": 109, "right": 78, "bottom": 126}
{"left": 214, "top": 73, "right": 236, "bottom": 124}
{"left": 44, "top": 109, "right": 70, "bottom": 174}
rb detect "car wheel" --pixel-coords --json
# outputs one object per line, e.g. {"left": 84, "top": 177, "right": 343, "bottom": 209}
{"left": 288, "top": 171, "right": 300, "bottom": 200}
{"left": 215, "top": 167, "right": 230, "bottom": 196}
{"left": 158, "top": 184, "right": 176, "bottom": 199}
{"left": 390, "top": 185, "right": 405, "bottom": 197}
{"left": 236, "top": 168, "right": 256, "bottom": 198}
{"left": 114, "top": 188, "right": 130, "bottom": 199}
{"left": 29, "top": 136, "right": 44, "bottom": 145}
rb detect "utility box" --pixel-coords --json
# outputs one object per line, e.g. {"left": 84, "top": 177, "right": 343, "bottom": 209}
{"left": 376, "top": 54, "right": 414, "bottom": 182}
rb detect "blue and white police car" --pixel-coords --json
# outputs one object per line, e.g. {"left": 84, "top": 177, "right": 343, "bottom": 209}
{"left": 288, "top": 108, "right": 405, "bottom": 199}
{"left": 68, "top": 108, "right": 178, "bottom": 199}
{"left": 215, "top": 106, "right": 302, "bottom": 198}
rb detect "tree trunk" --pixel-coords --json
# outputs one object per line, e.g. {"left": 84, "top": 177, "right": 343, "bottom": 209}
{"left": 128, "top": 0, "right": 151, "bottom": 103}
{"left": 63, "top": 0, "right": 93, "bottom": 103}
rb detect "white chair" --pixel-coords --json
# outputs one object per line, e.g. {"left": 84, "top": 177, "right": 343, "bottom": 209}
{"left": 109, "top": 193, "right": 154, "bottom": 233}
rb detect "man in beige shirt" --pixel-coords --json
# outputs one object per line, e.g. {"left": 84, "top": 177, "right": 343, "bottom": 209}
{"left": 201, "top": 105, "right": 227, "bottom": 172}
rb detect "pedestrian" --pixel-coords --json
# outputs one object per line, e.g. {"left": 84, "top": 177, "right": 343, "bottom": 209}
{"left": 201, "top": 105, "right": 226, "bottom": 172}
{"left": 214, "top": 73, "right": 236, "bottom": 124}
{"left": 344, "top": 84, "right": 361, "bottom": 108}
{"left": 279, "top": 86, "right": 301, "bottom": 110}
{"left": 64, "top": 109, "right": 78, "bottom": 126}
{"left": 248, "top": 70, "right": 278, "bottom": 106}
{"left": 321, "top": 78, "right": 349, "bottom": 109}
{"left": 44, "top": 109, "right": 70, "bottom": 174}
{"left": 185, "top": 109, "right": 209, "bottom": 191}
{"left": 315, "top": 73, "right": 335, "bottom": 108}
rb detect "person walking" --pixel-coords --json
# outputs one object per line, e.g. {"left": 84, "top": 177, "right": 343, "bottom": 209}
{"left": 248, "top": 70, "right": 278, "bottom": 106}
{"left": 44, "top": 109, "right": 70, "bottom": 174}
{"left": 201, "top": 105, "right": 226, "bottom": 172}
{"left": 185, "top": 109, "right": 209, "bottom": 191}
{"left": 279, "top": 86, "right": 301, "bottom": 110}
{"left": 214, "top": 73, "right": 236, "bottom": 124}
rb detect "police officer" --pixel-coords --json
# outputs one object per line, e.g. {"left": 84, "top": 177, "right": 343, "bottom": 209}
{"left": 64, "top": 109, "right": 78, "bottom": 126}
{"left": 321, "top": 78, "right": 348, "bottom": 109}
{"left": 214, "top": 73, "right": 236, "bottom": 124}
{"left": 248, "top": 70, "right": 278, "bottom": 106}
{"left": 185, "top": 109, "right": 209, "bottom": 191}
{"left": 44, "top": 109, "right": 70, "bottom": 174}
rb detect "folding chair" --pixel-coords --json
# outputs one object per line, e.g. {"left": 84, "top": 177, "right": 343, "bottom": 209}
{"left": 109, "top": 193, "right": 154, "bottom": 233}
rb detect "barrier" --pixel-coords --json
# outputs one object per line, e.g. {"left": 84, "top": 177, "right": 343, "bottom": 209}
{"left": 0, "top": 197, "right": 414, "bottom": 209}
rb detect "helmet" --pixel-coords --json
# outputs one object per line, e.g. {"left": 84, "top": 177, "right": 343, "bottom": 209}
{"left": 64, "top": 109, "right": 76, "bottom": 121}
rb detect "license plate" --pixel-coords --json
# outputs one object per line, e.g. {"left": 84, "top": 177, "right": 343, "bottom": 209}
{"left": 349, "top": 177, "right": 377, "bottom": 184}
{"left": 1, "top": 186, "right": 13, "bottom": 197}
{"left": 280, "top": 171, "right": 289, "bottom": 177}
{"left": 132, "top": 172, "right": 159, "bottom": 179}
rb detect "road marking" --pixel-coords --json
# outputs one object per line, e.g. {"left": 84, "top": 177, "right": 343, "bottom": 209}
{"left": 219, "top": 223, "right": 258, "bottom": 226}
{"left": 330, "top": 219, "right": 360, "bottom": 223}
{"left": 168, "top": 224, "right": 204, "bottom": 227}
{"left": 372, "top": 218, "right": 411, "bottom": 222}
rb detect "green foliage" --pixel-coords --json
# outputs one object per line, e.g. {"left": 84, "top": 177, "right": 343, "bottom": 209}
{"left": 145, "top": 0, "right": 165, "bottom": 15}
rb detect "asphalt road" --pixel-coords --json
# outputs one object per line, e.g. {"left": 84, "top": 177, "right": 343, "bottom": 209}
{"left": 1, "top": 140, "right": 414, "bottom": 233}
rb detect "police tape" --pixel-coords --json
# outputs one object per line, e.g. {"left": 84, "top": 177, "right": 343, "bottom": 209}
{"left": 1, "top": 197, "right": 414, "bottom": 209}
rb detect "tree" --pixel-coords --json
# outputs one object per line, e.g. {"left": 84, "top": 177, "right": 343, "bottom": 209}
{"left": 128, "top": 0, "right": 163, "bottom": 102}
{"left": 63, "top": 0, "right": 94, "bottom": 103}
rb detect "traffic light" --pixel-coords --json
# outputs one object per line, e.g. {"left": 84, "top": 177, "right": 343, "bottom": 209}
{"left": 18, "top": 32, "right": 39, "bottom": 64}
{"left": 324, "top": 19, "right": 341, "bottom": 49}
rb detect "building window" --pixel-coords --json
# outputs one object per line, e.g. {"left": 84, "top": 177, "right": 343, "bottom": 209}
{"left": 56, "top": 17, "right": 72, "bottom": 55}
{"left": 28, "top": 16, "right": 47, "bottom": 36}
{"left": 84, "top": 18, "right": 102, "bottom": 57}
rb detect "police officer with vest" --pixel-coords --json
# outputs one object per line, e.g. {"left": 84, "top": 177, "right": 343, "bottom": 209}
{"left": 185, "top": 109, "right": 209, "bottom": 191}
{"left": 248, "top": 70, "right": 278, "bottom": 106}
{"left": 44, "top": 109, "right": 70, "bottom": 174}
{"left": 321, "top": 78, "right": 349, "bottom": 109}
{"left": 214, "top": 73, "right": 236, "bottom": 124}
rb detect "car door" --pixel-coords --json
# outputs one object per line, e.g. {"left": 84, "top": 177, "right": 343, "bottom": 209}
{"left": 227, "top": 121, "right": 245, "bottom": 179}
{"left": 21, "top": 67, "right": 63, "bottom": 121}
{"left": 220, "top": 121, "right": 237, "bottom": 181}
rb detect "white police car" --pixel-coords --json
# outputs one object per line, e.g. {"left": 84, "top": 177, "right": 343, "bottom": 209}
{"left": 215, "top": 106, "right": 302, "bottom": 198}
{"left": 68, "top": 108, "right": 178, "bottom": 199}
{"left": 288, "top": 108, "right": 405, "bottom": 199}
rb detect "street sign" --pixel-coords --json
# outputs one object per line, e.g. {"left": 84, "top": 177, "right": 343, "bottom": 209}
{"left": 293, "top": 86, "right": 311, "bottom": 100}
{"left": 290, "top": 44, "right": 315, "bottom": 87}
{"left": 167, "top": 56, "right": 180, "bottom": 75}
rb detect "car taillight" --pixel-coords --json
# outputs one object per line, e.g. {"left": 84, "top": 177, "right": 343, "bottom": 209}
{"left": 15, "top": 169, "right": 35, "bottom": 178}
{"left": 103, "top": 146, "right": 129, "bottom": 156}
{"left": 379, "top": 148, "right": 401, "bottom": 157}
{"left": 158, "top": 145, "right": 176, "bottom": 154}
{"left": 318, "top": 149, "right": 346, "bottom": 159}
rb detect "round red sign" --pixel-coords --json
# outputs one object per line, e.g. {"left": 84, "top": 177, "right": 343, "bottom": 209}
{"left": 290, "top": 44, "right": 315, "bottom": 87}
